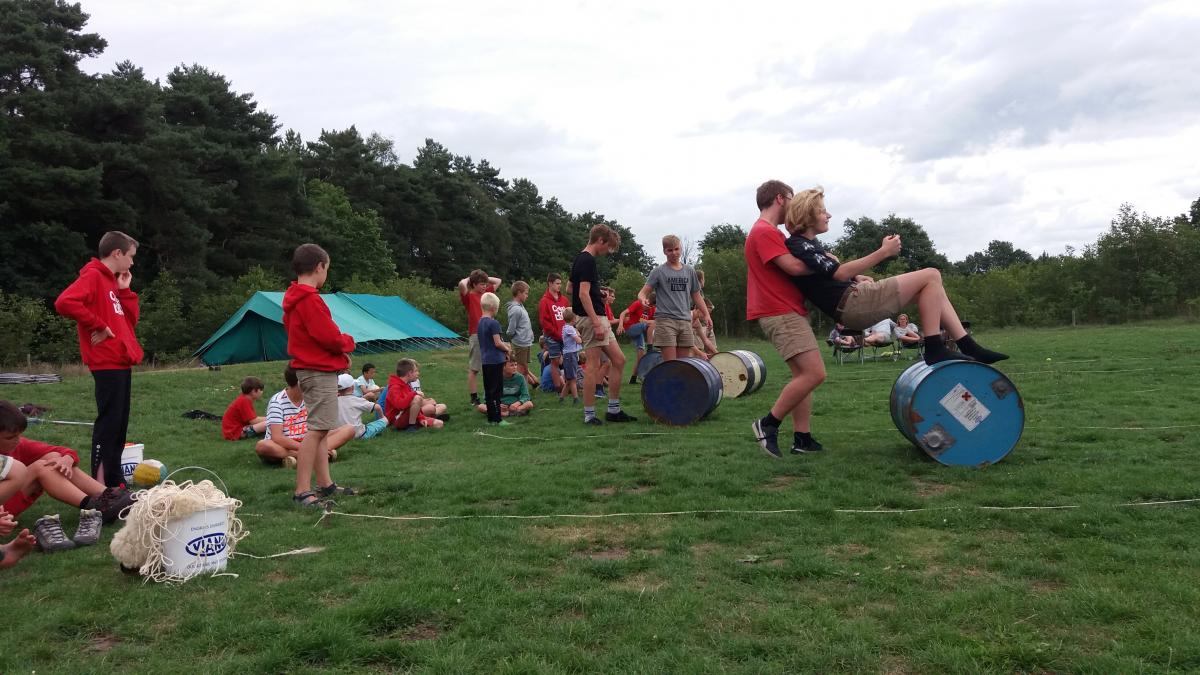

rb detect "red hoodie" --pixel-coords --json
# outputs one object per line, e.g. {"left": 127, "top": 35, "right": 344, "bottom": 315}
{"left": 54, "top": 258, "right": 143, "bottom": 371}
{"left": 282, "top": 282, "right": 355, "bottom": 372}
{"left": 538, "top": 290, "right": 568, "bottom": 342}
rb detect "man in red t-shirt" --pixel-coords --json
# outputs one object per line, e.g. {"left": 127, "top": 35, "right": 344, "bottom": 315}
{"left": 459, "top": 269, "right": 502, "bottom": 406}
{"left": 745, "top": 180, "right": 828, "bottom": 458}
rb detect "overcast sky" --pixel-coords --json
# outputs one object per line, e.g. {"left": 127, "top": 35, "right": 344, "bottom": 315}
{"left": 83, "top": 0, "right": 1200, "bottom": 263}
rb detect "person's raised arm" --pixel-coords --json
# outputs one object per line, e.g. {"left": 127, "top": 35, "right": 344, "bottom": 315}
{"left": 831, "top": 235, "right": 901, "bottom": 281}
{"left": 488, "top": 276, "right": 502, "bottom": 289}
{"left": 769, "top": 253, "right": 815, "bottom": 277}
{"left": 457, "top": 277, "right": 471, "bottom": 295}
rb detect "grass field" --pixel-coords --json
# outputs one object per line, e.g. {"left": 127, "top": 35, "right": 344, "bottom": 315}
{"left": 2, "top": 322, "right": 1199, "bottom": 673}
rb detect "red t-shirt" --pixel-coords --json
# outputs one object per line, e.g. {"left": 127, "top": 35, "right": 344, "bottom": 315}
{"left": 745, "top": 219, "right": 809, "bottom": 320}
{"left": 460, "top": 284, "right": 496, "bottom": 335}
{"left": 4, "top": 438, "right": 81, "bottom": 515}
{"left": 622, "top": 300, "right": 652, "bottom": 330}
{"left": 221, "top": 394, "right": 257, "bottom": 441}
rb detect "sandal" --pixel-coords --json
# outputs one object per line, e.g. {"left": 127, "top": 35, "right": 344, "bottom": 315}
{"left": 292, "top": 490, "right": 325, "bottom": 508}
{"left": 317, "top": 483, "right": 357, "bottom": 497}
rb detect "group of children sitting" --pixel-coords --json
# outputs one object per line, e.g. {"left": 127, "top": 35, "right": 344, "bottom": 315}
{"left": 220, "top": 358, "right": 452, "bottom": 467}
{"left": 0, "top": 400, "right": 135, "bottom": 567}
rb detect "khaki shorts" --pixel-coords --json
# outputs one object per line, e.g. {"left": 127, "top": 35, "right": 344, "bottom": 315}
{"left": 653, "top": 317, "right": 695, "bottom": 348}
{"left": 837, "top": 277, "right": 903, "bottom": 330}
{"left": 512, "top": 344, "right": 531, "bottom": 365}
{"left": 576, "top": 316, "right": 610, "bottom": 351}
{"left": 468, "top": 334, "right": 481, "bottom": 372}
{"left": 297, "top": 369, "right": 340, "bottom": 431}
{"left": 758, "top": 312, "right": 818, "bottom": 362}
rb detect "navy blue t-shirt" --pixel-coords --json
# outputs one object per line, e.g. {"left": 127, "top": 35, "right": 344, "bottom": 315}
{"left": 477, "top": 316, "right": 507, "bottom": 365}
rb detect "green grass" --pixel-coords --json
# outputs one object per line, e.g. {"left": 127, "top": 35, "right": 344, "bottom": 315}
{"left": 2, "top": 322, "right": 1199, "bottom": 673}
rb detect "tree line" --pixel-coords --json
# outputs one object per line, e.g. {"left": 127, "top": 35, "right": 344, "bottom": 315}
{"left": 1, "top": 0, "right": 1197, "bottom": 366}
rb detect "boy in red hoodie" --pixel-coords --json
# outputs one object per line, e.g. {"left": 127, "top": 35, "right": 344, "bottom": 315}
{"left": 283, "top": 244, "right": 358, "bottom": 507}
{"left": 385, "top": 359, "right": 446, "bottom": 430}
{"left": 537, "top": 272, "right": 569, "bottom": 393}
{"left": 54, "top": 231, "right": 144, "bottom": 488}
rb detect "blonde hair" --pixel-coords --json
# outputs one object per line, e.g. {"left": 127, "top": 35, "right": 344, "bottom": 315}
{"left": 481, "top": 292, "right": 500, "bottom": 312}
{"left": 662, "top": 234, "right": 681, "bottom": 249}
{"left": 562, "top": 308, "right": 576, "bottom": 322}
{"left": 785, "top": 187, "right": 826, "bottom": 235}
{"left": 511, "top": 280, "right": 529, "bottom": 297}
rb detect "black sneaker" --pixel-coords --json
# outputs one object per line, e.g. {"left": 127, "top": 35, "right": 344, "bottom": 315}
{"left": 605, "top": 410, "right": 637, "bottom": 423}
{"left": 751, "top": 419, "right": 782, "bottom": 459}
{"left": 584, "top": 417, "right": 604, "bottom": 426}
{"left": 790, "top": 438, "right": 825, "bottom": 454}
{"left": 93, "top": 487, "right": 135, "bottom": 523}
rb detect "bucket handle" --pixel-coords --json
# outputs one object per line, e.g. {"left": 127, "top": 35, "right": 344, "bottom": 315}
{"left": 163, "top": 465, "right": 232, "bottom": 497}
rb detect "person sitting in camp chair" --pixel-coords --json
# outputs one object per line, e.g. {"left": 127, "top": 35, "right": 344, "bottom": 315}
{"left": 893, "top": 313, "right": 922, "bottom": 353}
{"left": 828, "top": 323, "right": 856, "bottom": 348}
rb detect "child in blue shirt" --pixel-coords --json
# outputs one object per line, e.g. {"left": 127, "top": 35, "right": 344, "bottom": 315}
{"left": 477, "top": 292, "right": 512, "bottom": 425}
{"left": 559, "top": 308, "right": 582, "bottom": 404}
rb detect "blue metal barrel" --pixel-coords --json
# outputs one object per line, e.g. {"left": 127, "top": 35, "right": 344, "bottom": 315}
{"left": 890, "top": 361, "right": 1023, "bottom": 467}
{"left": 636, "top": 350, "right": 664, "bottom": 380}
{"left": 641, "top": 357, "right": 724, "bottom": 426}
{"left": 709, "top": 350, "right": 767, "bottom": 397}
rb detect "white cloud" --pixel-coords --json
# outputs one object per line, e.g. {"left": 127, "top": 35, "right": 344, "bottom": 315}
{"left": 83, "top": 0, "right": 1200, "bottom": 263}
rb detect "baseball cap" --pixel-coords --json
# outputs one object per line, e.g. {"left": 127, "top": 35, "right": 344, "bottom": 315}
{"left": 337, "top": 373, "right": 356, "bottom": 390}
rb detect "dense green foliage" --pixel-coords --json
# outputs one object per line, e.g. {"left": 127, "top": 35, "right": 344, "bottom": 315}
{"left": 2, "top": 324, "right": 1199, "bottom": 671}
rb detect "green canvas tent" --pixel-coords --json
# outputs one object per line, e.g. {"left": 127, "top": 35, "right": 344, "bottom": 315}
{"left": 194, "top": 292, "right": 460, "bottom": 366}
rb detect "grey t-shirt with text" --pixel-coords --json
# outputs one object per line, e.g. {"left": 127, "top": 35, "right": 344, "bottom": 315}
{"left": 646, "top": 263, "right": 700, "bottom": 320}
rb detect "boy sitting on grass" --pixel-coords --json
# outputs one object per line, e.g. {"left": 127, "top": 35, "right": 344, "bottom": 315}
{"left": 0, "top": 400, "right": 132, "bottom": 552}
{"left": 337, "top": 373, "right": 388, "bottom": 440}
{"left": 476, "top": 359, "right": 535, "bottom": 417}
{"left": 221, "top": 376, "right": 267, "bottom": 441}
{"left": 385, "top": 359, "right": 447, "bottom": 431}
{"left": 255, "top": 367, "right": 353, "bottom": 468}
{"left": 354, "top": 363, "right": 383, "bottom": 401}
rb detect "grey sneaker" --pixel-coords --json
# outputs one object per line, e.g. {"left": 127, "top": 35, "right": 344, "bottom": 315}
{"left": 73, "top": 509, "right": 103, "bottom": 546}
{"left": 33, "top": 514, "right": 77, "bottom": 553}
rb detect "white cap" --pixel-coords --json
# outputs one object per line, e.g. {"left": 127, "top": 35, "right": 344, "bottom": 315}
{"left": 337, "top": 373, "right": 356, "bottom": 390}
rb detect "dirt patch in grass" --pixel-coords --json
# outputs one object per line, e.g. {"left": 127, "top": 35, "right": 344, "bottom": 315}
{"left": 689, "top": 542, "right": 722, "bottom": 558}
{"left": 392, "top": 623, "right": 441, "bottom": 642}
{"left": 760, "top": 475, "right": 801, "bottom": 492}
{"left": 882, "top": 655, "right": 913, "bottom": 674}
{"left": 482, "top": 498, "right": 518, "bottom": 509}
{"left": 577, "top": 547, "right": 630, "bottom": 561}
{"left": 593, "top": 486, "right": 618, "bottom": 496}
{"left": 911, "top": 477, "right": 955, "bottom": 498}
{"left": 614, "top": 572, "right": 668, "bottom": 593}
{"left": 87, "top": 634, "right": 121, "bottom": 652}
{"left": 265, "top": 569, "right": 292, "bottom": 583}
{"left": 626, "top": 484, "right": 653, "bottom": 495}
{"left": 531, "top": 521, "right": 667, "bottom": 545}
{"left": 1030, "top": 579, "right": 1066, "bottom": 593}
{"left": 825, "top": 543, "right": 871, "bottom": 560}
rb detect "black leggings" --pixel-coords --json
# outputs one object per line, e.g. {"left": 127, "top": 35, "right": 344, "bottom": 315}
{"left": 482, "top": 363, "right": 504, "bottom": 423}
{"left": 91, "top": 369, "right": 132, "bottom": 488}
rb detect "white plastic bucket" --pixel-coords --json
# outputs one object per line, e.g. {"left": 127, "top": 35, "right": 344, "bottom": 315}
{"left": 161, "top": 506, "right": 231, "bottom": 578}
{"left": 120, "top": 443, "right": 144, "bottom": 484}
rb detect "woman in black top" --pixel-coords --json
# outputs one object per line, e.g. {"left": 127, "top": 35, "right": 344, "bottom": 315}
{"left": 784, "top": 187, "right": 1008, "bottom": 366}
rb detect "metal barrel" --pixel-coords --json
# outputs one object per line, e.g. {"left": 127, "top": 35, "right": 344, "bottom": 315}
{"left": 709, "top": 350, "right": 766, "bottom": 397}
{"left": 641, "top": 357, "right": 724, "bottom": 426}
{"left": 636, "top": 350, "right": 664, "bottom": 380}
{"left": 889, "top": 360, "right": 1024, "bottom": 467}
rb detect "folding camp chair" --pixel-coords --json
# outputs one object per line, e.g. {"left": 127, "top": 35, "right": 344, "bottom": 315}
{"left": 828, "top": 330, "right": 865, "bottom": 365}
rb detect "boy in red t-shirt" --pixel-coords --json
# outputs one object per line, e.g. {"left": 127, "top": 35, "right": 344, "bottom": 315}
{"left": 617, "top": 290, "right": 656, "bottom": 383}
{"left": 54, "top": 230, "right": 144, "bottom": 488}
{"left": 458, "top": 269, "right": 502, "bottom": 406}
{"left": 283, "top": 244, "right": 358, "bottom": 507}
{"left": 385, "top": 359, "right": 445, "bottom": 430}
{"left": 0, "top": 401, "right": 133, "bottom": 552}
{"left": 221, "top": 377, "right": 267, "bottom": 441}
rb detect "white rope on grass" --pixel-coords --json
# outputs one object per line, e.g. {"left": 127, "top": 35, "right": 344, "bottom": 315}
{"left": 232, "top": 546, "right": 325, "bottom": 559}
{"left": 316, "top": 497, "right": 1200, "bottom": 526}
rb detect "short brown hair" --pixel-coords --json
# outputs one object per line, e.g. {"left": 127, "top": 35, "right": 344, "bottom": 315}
{"left": 512, "top": 281, "right": 529, "bottom": 297}
{"left": 241, "top": 376, "right": 264, "bottom": 394}
{"left": 662, "top": 234, "right": 681, "bottom": 249}
{"left": 588, "top": 224, "right": 617, "bottom": 246}
{"left": 645, "top": 289, "right": 657, "bottom": 305}
{"left": 292, "top": 243, "right": 330, "bottom": 276}
{"left": 99, "top": 231, "right": 138, "bottom": 258}
{"left": 563, "top": 308, "right": 576, "bottom": 322}
{"left": 468, "top": 269, "right": 489, "bottom": 287}
{"left": 756, "top": 180, "right": 794, "bottom": 210}
{"left": 0, "top": 400, "right": 28, "bottom": 434}
{"left": 546, "top": 272, "right": 561, "bottom": 284}
{"left": 785, "top": 187, "right": 826, "bottom": 235}
{"left": 396, "top": 358, "right": 417, "bottom": 377}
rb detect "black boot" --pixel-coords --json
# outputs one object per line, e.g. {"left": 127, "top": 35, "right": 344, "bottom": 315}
{"left": 955, "top": 334, "right": 1009, "bottom": 364}
{"left": 923, "top": 335, "right": 974, "bottom": 365}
